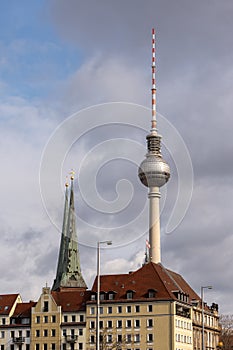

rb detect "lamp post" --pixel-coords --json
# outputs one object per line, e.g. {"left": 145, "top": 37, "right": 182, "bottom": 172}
{"left": 96, "top": 240, "right": 112, "bottom": 350}
{"left": 201, "top": 285, "right": 212, "bottom": 350}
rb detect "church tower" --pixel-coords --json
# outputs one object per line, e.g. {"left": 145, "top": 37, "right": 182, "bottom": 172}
{"left": 138, "top": 28, "right": 170, "bottom": 263}
{"left": 52, "top": 174, "right": 87, "bottom": 291}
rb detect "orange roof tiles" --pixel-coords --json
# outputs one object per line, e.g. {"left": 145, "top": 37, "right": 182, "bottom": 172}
{"left": 52, "top": 289, "right": 91, "bottom": 312}
{"left": 90, "top": 262, "right": 200, "bottom": 303}
{"left": 0, "top": 294, "right": 19, "bottom": 315}
{"left": 12, "top": 301, "right": 36, "bottom": 318}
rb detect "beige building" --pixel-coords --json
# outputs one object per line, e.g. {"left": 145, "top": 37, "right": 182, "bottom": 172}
{"left": 86, "top": 262, "right": 219, "bottom": 350}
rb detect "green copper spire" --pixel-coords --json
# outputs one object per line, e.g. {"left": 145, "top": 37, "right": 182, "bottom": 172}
{"left": 52, "top": 176, "right": 87, "bottom": 290}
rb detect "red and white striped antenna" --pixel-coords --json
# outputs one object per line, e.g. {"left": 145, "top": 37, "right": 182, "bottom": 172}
{"left": 151, "top": 28, "right": 157, "bottom": 133}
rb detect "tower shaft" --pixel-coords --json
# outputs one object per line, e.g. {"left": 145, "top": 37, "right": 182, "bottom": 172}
{"left": 149, "top": 187, "right": 161, "bottom": 263}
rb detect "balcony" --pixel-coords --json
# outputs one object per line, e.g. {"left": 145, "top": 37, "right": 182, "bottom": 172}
{"left": 65, "top": 335, "right": 78, "bottom": 343}
{"left": 12, "top": 337, "right": 25, "bottom": 344}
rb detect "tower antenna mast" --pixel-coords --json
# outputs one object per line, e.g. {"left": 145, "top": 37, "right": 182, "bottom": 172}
{"left": 151, "top": 28, "right": 157, "bottom": 133}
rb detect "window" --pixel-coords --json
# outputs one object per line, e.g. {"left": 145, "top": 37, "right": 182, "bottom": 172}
{"left": 43, "top": 301, "right": 48, "bottom": 312}
{"left": 78, "top": 344, "right": 83, "bottom": 350}
{"left": 91, "top": 294, "right": 96, "bottom": 301}
{"left": 44, "top": 316, "right": 48, "bottom": 323}
{"left": 135, "top": 334, "right": 140, "bottom": 343}
{"left": 148, "top": 289, "right": 156, "bottom": 298}
{"left": 99, "top": 321, "right": 103, "bottom": 329}
{"left": 135, "top": 319, "right": 140, "bottom": 328}
{"left": 63, "top": 329, "right": 67, "bottom": 336}
{"left": 71, "top": 329, "right": 75, "bottom": 336}
{"left": 10, "top": 346, "right": 14, "bottom": 350}
{"left": 26, "top": 331, "right": 30, "bottom": 338}
{"left": 36, "top": 330, "right": 40, "bottom": 337}
{"left": 126, "top": 291, "right": 133, "bottom": 299}
{"left": 135, "top": 305, "right": 140, "bottom": 313}
{"left": 43, "top": 330, "right": 48, "bottom": 337}
{"left": 117, "top": 334, "right": 122, "bottom": 343}
{"left": 100, "top": 293, "right": 105, "bottom": 301}
{"left": 108, "top": 307, "right": 112, "bottom": 314}
{"left": 79, "top": 329, "right": 83, "bottom": 336}
{"left": 26, "top": 345, "right": 30, "bottom": 350}
{"left": 147, "top": 334, "right": 153, "bottom": 342}
{"left": 148, "top": 305, "right": 153, "bottom": 312}
{"left": 117, "top": 320, "right": 122, "bottom": 328}
{"left": 90, "top": 335, "right": 95, "bottom": 344}
{"left": 2, "top": 318, "right": 5, "bottom": 325}
{"left": 90, "top": 307, "right": 95, "bottom": 315}
{"left": 51, "top": 344, "right": 55, "bottom": 350}
{"left": 36, "top": 344, "right": 40, "bottom": 350}
{"left": 107, "top": 335, "right": 112, "bottom": 343}
{"left": 80, "top": 315, "right": 84, "bottom": 322}
{"left": 147, "top": 319, "right": 153, "bottom": 328}
{"left": 22, "top": 318, "right": 30, "bottom": 324}
{"left": 43, "top": 344, "right": 47, "bottom": 350}
{"left": 108, "top": 293, "right": 114, "bottom": 300}
{"left": 126, "top": 320, "right": 132, "bottom": 328}
{"left": 107, "top": 320, "right": 112, "bottom": 328}
{"left": 62, "top": 344, "right": 66, "bottom": 350}
{"left": 51, "top": 329, "right": 56, "bottom": 337}
{"left": 100, "top": 307, "right": 103, "bottom": 314}
{"left": 126, "top": 334, "right": 131, "bottom": 343}
{"left": 118, "top": 306, "right": 122, "bottom": 313}
{"left": 72, "top": 315, "right": 76, "bottom": 322}
{"left": 90, "top": 321, "right": 95, "bottom": 329}
{"left": 64, "top": 315, "right": 68, "bottom": 322}
{"left": 36, "top": 316, "right": 40, "bottom": 324}
{"left": 19, "top": 331, "right": 22, "bottom": 337}
{"left": 52, "top": 315, "right": 56, "bottom": 323}
{"left": 1, "top": 345, "right": 4, "bottom": 350}
{"left": 1, "top": 331, "right": 5, "bottom": 338}
{"left": 126, "top": 306, "right": 131, "bottom": 313}
{"left": 11, "top": 331, "right": 15, "bottom": 338}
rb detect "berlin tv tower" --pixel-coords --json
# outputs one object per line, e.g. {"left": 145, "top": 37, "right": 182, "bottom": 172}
{"left": 138, "top": 28, "right": 170, "bottom": 264}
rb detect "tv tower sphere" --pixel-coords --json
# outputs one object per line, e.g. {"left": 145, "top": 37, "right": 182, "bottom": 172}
{"left": 138, "top": 133, "right": 170, "bottom": 188}
{"left": 138, "top": 152, "right": 170, "bottom": 188}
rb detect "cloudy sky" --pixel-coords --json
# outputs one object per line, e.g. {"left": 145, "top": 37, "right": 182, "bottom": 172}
{"left": 0, "top": 0, "right": 233, "bottom": 313}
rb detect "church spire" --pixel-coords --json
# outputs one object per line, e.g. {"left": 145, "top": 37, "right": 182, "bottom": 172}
{"left": 52, "top": 174, "right": 87, "bottom": 291}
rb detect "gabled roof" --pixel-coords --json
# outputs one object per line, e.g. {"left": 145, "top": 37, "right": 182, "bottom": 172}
{"left": 0, "top": 294, "right": 20, "bottom": 315}
{"left": 12, "top": 301, "right": 36, "bottom": 318}
{"left": 52, "top": 289, "right": 91, "bottom": 312}
{"left": 90, "top": 262, "right": 199, "bottom": 303}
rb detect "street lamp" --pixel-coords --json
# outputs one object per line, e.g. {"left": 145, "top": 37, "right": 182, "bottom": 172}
{"left": 96, "top": 240, "right": 112, "bottom": 350}
{"left": 201, "top": 285, "right": 213, "bottom": 350}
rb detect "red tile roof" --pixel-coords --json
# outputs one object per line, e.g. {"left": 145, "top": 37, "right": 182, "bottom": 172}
{"left": 0, "top": 294, "right": 20, "bottom": 315}
{"left": 90, "top": 262, "right": 200, "bottom": 303}
{"left": 12, "top": 301, "right": 36, "bottom": 318}
{"left": 52, "top": 289, "right": 91, "bottom": 312}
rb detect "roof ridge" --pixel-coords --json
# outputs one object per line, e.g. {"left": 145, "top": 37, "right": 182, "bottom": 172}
{"left": 164, "top": 267, "right": 184, "bottom": 293}
{"left": 151, "top": 263, "right": 175, "bottom": 299}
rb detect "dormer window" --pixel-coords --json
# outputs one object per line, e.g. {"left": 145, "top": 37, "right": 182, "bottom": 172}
{"left": 91, "top": 294, "right": 96, "bottom": 301}
{"left": 109, "top": 293, "right": 114, "bottom": 300}
{"left": 108, "top": 291, "right": 116, "bottom": 300}
{"left": 126, "top": 290, "right": 135, "bottom": 299}
{"left": 100, "top": 293, "right": 105, "bottom": 301}
{"left": 148, "top": 289, "right": 157, "bottom": 298}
